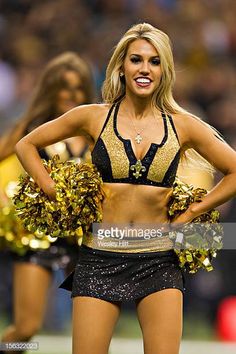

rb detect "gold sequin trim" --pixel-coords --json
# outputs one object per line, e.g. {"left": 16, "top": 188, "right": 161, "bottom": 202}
{"left": 147, "top": 118, "right": 180, "bottom": 183}
{"left": 82, "top": 233, "right": 174, "bottom": 253}
{"left": 101, "top": 108, "right": 130, "bottom": 179}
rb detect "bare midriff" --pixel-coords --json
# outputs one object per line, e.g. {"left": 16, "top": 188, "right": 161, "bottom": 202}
{"left": 83, "top": 182, "right": 174, "bottom": 252}
{"left": 102, "top": 182, "right": 172, "bottom": 224}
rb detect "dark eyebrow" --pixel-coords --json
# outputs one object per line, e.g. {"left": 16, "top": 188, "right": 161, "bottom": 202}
{"left": 129, "top": 54, "right": 160, "bottom": 58}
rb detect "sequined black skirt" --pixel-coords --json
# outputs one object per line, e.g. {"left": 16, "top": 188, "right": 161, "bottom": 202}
{"left": 59, "top": 245, "right": 185, "bottom": 302}
{"left": 12, "top": 238, "right": 79, "bottom": 272}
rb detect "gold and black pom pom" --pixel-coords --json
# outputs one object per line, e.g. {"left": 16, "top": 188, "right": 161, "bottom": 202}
{"left": 168, "top": 178, "right": 223, "bottom": 273}
{"left": 13, "top": 155, "right": 104, "bottom": 242}
{"left": 0, "top": 203, "right": 57, "bottom": 255}
{"left": 0, "top": 182, "right": 58, "bottom": 255}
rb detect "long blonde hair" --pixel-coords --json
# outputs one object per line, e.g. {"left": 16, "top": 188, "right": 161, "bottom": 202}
{"left": 102, "top": 23, "right": 221, "bottom": 174}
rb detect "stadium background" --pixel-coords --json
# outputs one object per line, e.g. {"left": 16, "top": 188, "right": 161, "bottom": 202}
{"left": 0, "top": 0, "right": 236, "bottom": 353}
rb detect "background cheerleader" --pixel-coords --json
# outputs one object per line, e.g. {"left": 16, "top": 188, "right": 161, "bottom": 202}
{"left": 0, "top": 51, "right": 94, "bottom": 354}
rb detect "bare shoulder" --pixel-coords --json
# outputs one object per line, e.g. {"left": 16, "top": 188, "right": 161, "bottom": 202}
{"left": 70, "top": 103, "right": 110, "bottom": 127}
{"left": 72, "top": 103, "right": 112, "bottom": 141}
{"left": 171, "top": 112, "right": 212, "bottom": 149}
{"left": 75, "top": 103, "right": 110, "bottom": 112}
{"left": 171, "top": 111, "right": 236, "bottom": 174}
{"left": 72, "top": 103, "right": 110, "bottom": 119}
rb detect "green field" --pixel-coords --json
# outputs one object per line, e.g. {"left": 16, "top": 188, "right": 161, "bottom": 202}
{"left": 1, "top": 312, "right": 236, "bottom": 354}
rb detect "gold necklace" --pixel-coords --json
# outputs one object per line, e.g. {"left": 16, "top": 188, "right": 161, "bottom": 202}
{"left": 129, "top": 115, "right": 153, "bottom": 144}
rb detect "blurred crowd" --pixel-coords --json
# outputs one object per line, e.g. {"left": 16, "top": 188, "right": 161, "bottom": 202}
{"left": 0, "top": 0, "right": 236, "bottom": 338}
{"left": 0, "top": 0, "right": 236, "bottom": 142}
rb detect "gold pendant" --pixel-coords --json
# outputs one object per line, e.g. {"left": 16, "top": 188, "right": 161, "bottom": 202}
{"left": 130, "top": 159, "right": 146, "bottom": 179}
{"left": 135, "top": 133, "right": 142, "bottom": 144}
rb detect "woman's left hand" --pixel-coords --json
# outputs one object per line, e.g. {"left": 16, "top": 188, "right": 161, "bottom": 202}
{"left": 170, "top": 202, "right": 201, "bottom": 226}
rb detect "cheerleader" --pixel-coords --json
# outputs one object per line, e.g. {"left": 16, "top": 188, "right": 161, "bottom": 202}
{"left": 15, "top": 23, "right": 236, "bottom": 354}
{"left": 0, "top": 52, "right": 94, "bottom": 354}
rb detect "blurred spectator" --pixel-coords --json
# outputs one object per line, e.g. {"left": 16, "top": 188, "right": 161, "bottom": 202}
{"left": 0, "top": 61, "right": 16, "bottom": 110}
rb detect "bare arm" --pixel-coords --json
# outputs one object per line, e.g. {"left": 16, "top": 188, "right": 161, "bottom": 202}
{"left": 0, "top": 118, "right": 31, "bottom": 161}
{"left": 176, "top": 115, "right": 236, "bottom": 222}
{"left": 15, "top": 104, "right": 95, "bottom": 197}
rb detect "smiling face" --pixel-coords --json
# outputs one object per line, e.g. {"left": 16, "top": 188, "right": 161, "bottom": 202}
{"left": 122, "top": 38, "right": 162, "bottom": 100}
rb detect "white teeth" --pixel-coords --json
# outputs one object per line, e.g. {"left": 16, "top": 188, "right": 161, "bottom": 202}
{"left": 136, "top": 78, "right": 151, "bottom": 83}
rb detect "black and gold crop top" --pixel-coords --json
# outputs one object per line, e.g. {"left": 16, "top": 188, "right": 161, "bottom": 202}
{"left": 91, "top": 103, "right": 181, "bottom": 187}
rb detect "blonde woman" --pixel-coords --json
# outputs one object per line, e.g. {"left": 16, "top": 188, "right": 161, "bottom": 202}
{"left": 15, "top": 23, "right": 236, "bottom": 354}
{"left": 0, "top": 52, "right": 94, "bottom": 354}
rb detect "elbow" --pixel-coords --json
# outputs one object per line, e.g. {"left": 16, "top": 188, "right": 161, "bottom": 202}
{"left": 15, "top": 137, "right": 27, "bottom": 157}
{"left": 15, "top": 138, "right": 38, "bottom": 160}
{"left": 15, "top": 139, "right": 22, "bottom": 156}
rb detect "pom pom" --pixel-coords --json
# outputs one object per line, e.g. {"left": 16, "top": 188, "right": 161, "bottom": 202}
{"left": 168, "top": 178, "right": 223, "bottom": 273}
{"left": 13, "top": 155, "right": 104, "bottom": 242}
{"left": 0, "top": 182, "right": 56, "bottom": 255}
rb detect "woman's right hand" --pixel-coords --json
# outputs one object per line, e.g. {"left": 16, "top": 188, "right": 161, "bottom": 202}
{"left": 42, "top": 181, "right": 56, "bottom": 200}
